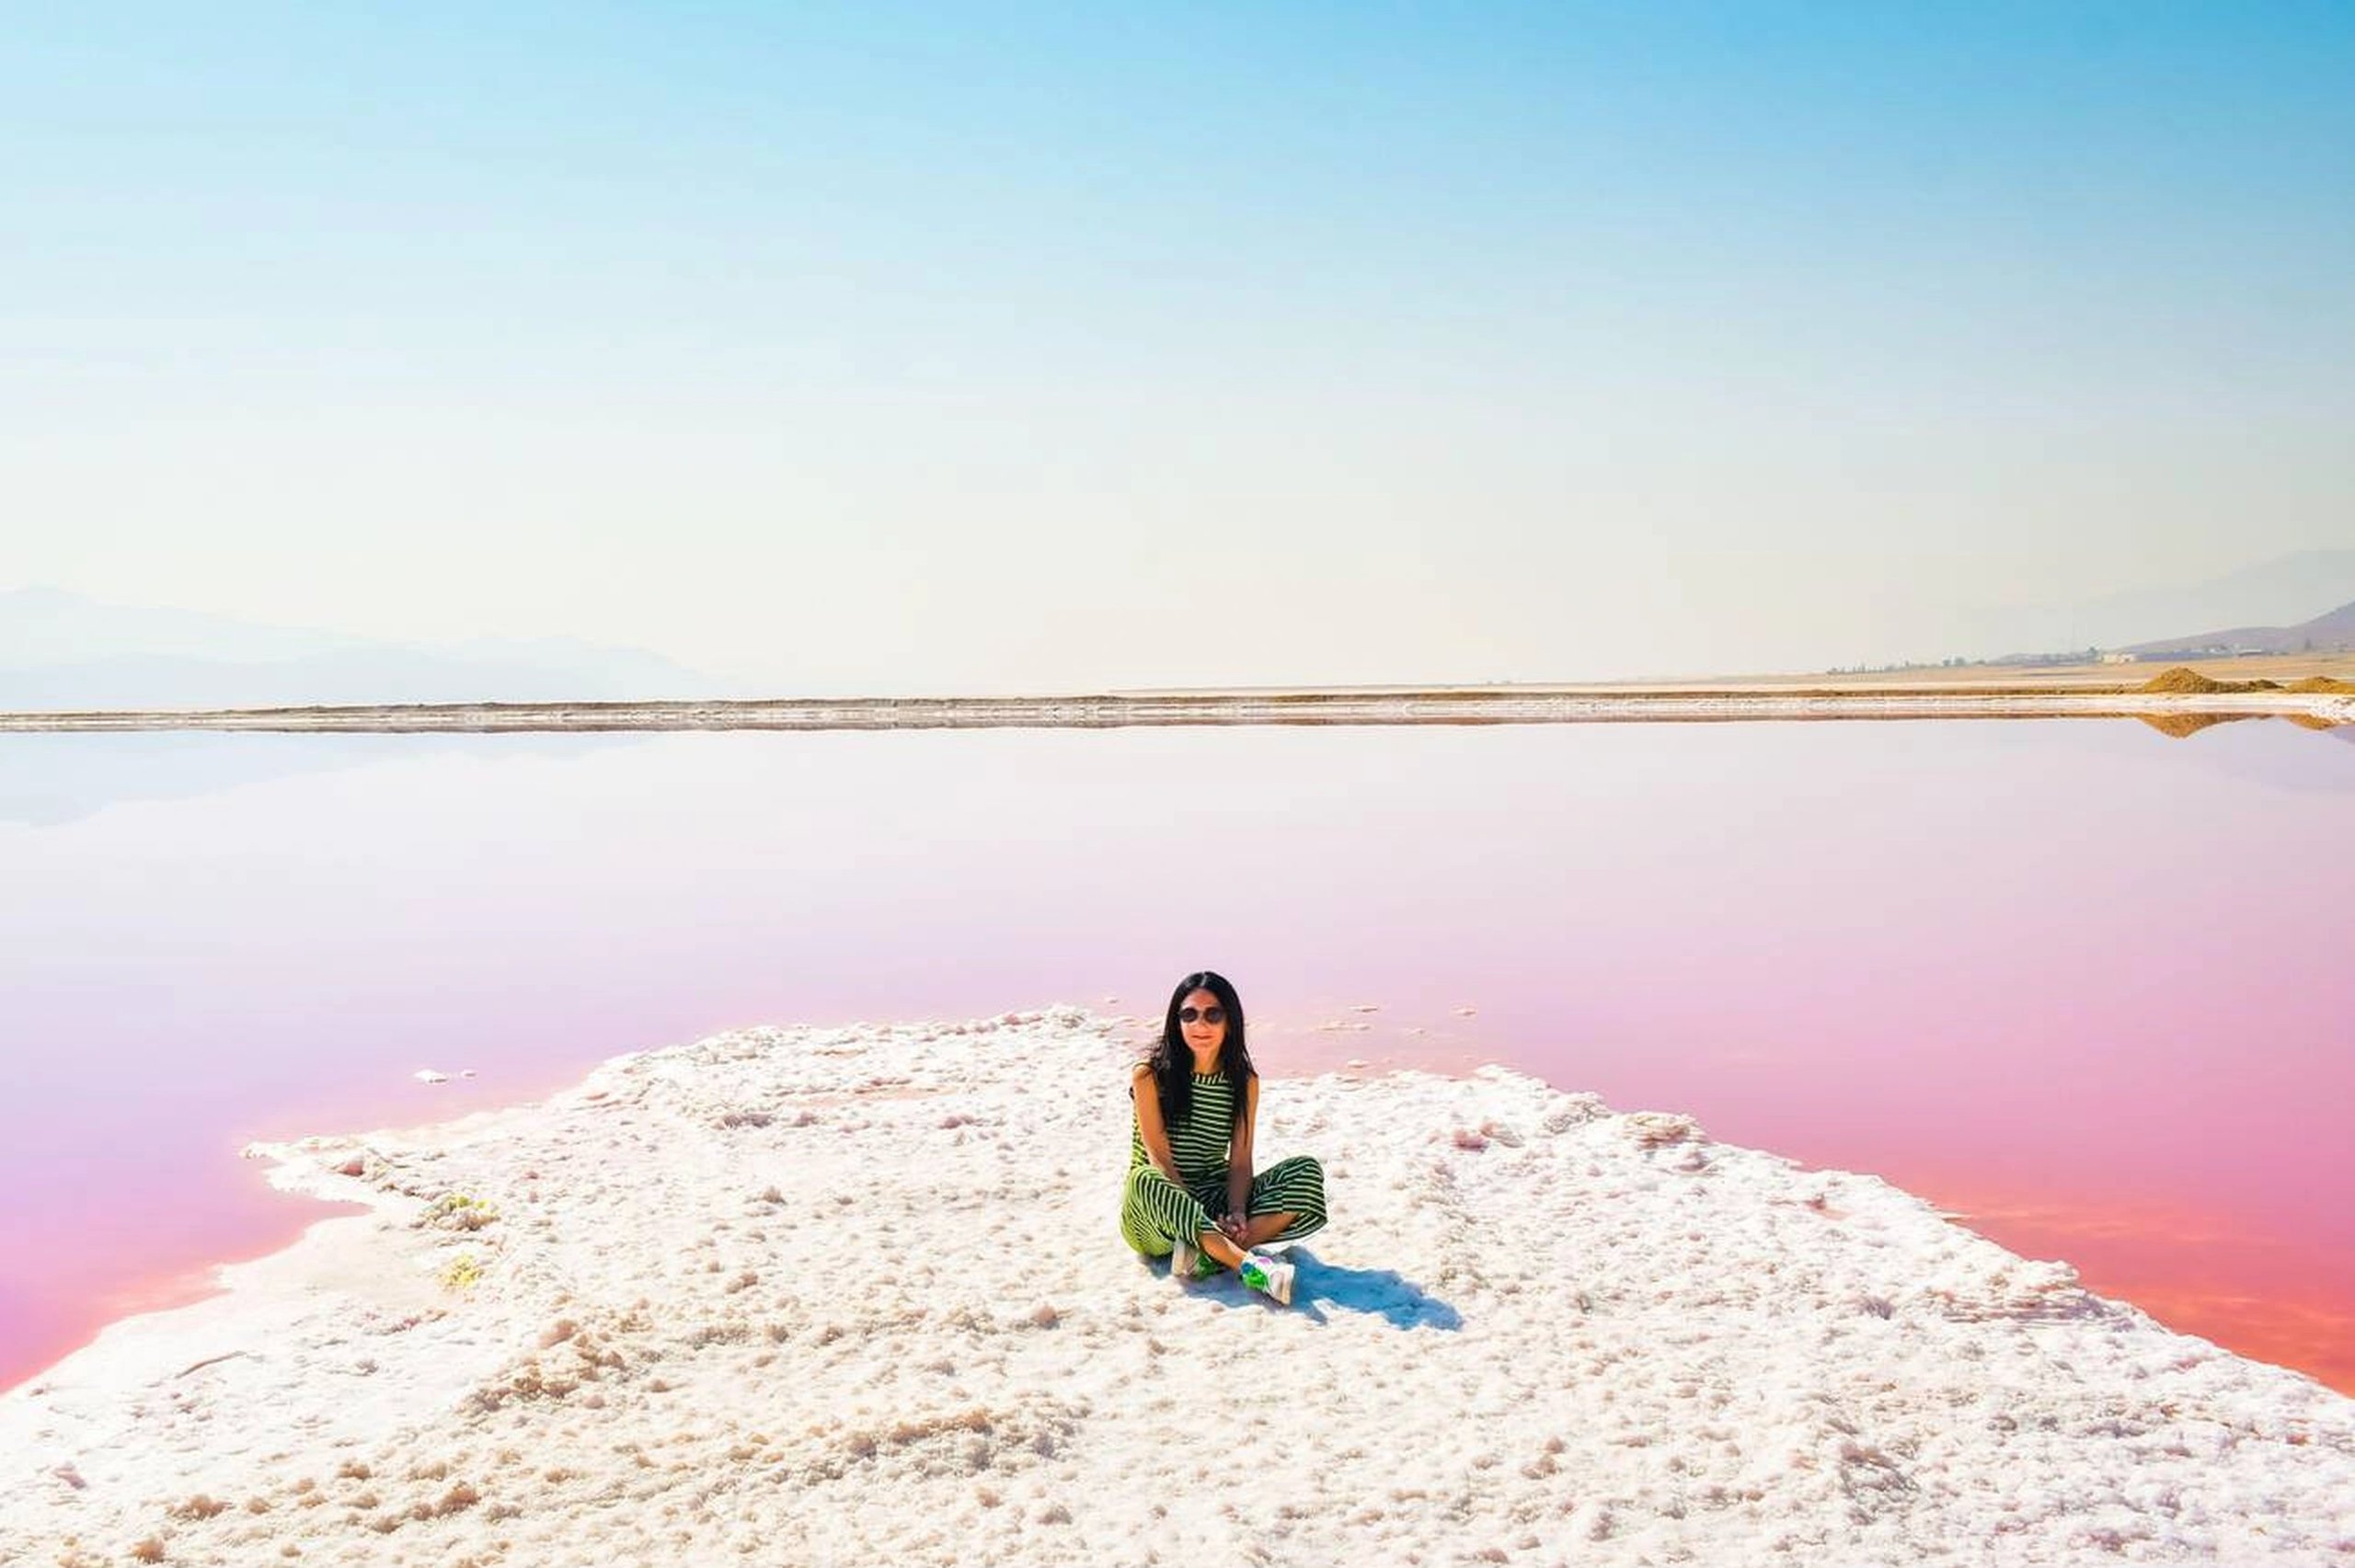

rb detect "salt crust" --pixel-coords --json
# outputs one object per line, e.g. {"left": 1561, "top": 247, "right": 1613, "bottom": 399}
{"left": 4, "top": 1010, "right": 2350, "bottom": 1566}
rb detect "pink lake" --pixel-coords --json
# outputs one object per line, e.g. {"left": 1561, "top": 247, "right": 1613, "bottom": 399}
{"left": 2, "top": 718, "right": 2350, "bottom": 1394}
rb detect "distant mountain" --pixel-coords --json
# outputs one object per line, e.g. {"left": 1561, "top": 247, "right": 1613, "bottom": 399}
{"left": 2065, "top": 551, "right": 2355, "bottom": 649}
{"left": 2125, "top": 599, "right": 2355, "bottom": 658}
{"left": 0, "top": 588, "right": 731, "bottom": 710}
{"left": 1965, "top": 552, "right": 2355, "bottom": 664}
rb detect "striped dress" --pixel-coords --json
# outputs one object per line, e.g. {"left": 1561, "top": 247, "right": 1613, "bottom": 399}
{"left": 1120, "top": 1069, "right": 1329, "bottom": 1256}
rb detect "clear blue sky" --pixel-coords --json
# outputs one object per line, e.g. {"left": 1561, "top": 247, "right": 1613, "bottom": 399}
{"left": 6, "top": 3, "right": 2350, "bottom": 688}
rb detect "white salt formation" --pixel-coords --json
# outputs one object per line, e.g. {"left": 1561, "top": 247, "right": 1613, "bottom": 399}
{"left": 3, "top": 1010, "right": 2350, "bottom": 1565}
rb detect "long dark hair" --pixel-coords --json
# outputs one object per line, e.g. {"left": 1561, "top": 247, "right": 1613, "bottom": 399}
{"left": 1143, "top": 970, "right": 1254, "bottom": 1134}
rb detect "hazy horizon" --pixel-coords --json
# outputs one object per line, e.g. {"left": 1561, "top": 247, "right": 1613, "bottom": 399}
{"left": 6, "top": 553, "right": 2353, "bottom": 706}
{"left": 6, "top": 5, "right": 2349, "bottom": 692}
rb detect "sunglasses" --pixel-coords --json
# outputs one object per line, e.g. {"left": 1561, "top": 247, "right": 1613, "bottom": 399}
{"left": 1178, "top": 1006, "right": 1226, "bottom": 1025}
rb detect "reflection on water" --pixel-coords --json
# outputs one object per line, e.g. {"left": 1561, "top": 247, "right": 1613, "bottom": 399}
{"left": 0, "top": 731, "right": 638, "bottom": 826}
{"left": 1, "top": 716, "right": 2350, "bottom": 1393}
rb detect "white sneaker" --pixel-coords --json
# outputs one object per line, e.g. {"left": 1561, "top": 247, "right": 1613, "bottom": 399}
{"left": 1238, "top": 1251, "right": 1293, "bottom": 1305}
{"left": 1171, "top": 1236, "right": 1202, "bottom": 1282}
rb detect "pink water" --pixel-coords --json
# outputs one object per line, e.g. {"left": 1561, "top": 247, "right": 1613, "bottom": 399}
{"left": 3, "top": 719, "right": 2350, "bottom": 1393}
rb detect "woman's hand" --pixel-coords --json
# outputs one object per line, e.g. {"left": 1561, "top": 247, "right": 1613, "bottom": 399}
{"left": 1217, "top": 1211, "right": 1249, "bottom": 1242}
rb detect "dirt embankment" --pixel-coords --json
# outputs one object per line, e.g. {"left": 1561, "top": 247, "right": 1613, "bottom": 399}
{"left": 2139, "top": 665, "right": 2355, "bottom": 697}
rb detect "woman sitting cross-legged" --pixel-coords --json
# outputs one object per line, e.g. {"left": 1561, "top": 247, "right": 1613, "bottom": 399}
{"left": 1120, "top": 969, "right": 1327, "bottom": 1304}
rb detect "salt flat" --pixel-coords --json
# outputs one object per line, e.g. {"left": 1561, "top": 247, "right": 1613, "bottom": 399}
{"left": 4, "top": 1010, "right": 2350, "bottom": 1566}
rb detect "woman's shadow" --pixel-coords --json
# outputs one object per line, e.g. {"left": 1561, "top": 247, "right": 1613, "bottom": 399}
{"left": 1146, "top": 1251, "right": 1459, "bottom": 1329}
{"left": 1212, "top": 1249, "right": 1460, "bottom": 1330}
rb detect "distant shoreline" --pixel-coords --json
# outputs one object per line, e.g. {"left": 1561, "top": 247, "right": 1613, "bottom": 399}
{"left": 2, "top": 678, "right": 2350, "bottom": 733}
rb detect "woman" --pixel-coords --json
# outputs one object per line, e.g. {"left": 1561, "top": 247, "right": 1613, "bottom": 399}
{"left": 1120, "top": 970, "right": 1328, "bottom": 1304}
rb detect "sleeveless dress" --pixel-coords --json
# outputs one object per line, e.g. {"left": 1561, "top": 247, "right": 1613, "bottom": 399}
{"left": 1120, "top": 1069, "right": 1329, "bottom": 1256}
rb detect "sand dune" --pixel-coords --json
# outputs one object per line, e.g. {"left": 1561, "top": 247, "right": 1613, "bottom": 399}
{"left": 4, "top": 1010, "right": 2349, "bottom": 1565}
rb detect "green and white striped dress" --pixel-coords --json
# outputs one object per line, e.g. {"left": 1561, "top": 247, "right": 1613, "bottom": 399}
{"left": 1120, "top": 1070, "right": 1329, "bottom": 1256}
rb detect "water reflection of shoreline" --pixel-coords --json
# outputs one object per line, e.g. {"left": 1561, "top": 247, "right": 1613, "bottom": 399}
{"left": 7, "top": 709, "right": 2345, "bottom": 827}
{"left": 0, "top": 732, "right": 640, "bottom": 826}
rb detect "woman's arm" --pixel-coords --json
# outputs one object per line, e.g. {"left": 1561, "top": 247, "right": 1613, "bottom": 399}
{"left": 1132, "top": 1064, "right": 1186, "bottom": 1186}
{"left": 1224, "top": 1074, "right": 1259, "bottom": 1228}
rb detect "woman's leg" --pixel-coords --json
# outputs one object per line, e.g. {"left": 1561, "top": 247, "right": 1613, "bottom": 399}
{"left": 1239, "top": 1155, "right": 1328, "bottom": 1247}
{"left": 1121, "top": 1167, "right": 1250, "bottom": 1267}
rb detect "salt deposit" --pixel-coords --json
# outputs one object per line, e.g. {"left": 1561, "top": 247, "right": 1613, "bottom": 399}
{"left": 3, "top": 1009, "right": 2349, "bottom": 1566}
